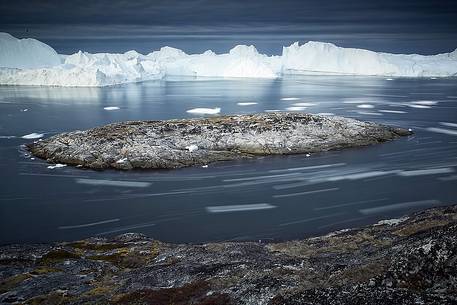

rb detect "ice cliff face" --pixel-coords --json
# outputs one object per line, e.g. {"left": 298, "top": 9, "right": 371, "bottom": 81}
{"left": 0, "top": 32, "right": 456, "bottom": 87}
{"left": 0, "top": 33, "right": 61, "bottom": 69}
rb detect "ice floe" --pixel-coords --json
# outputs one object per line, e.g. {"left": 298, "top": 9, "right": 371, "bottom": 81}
{"left": 47, "top": 163, "right": 67, "bottom": 169}
{"left": 21, "top": 133, "right": 44, "bottom": 139}
{"left": 357, "top": 104, "right": 375, "bottom": 109}
{"left": 186, "top": 107, "right": 221, "bottom": 114}
{"left": 104, "top": 106, "right": 120, "bottom": 111}
{"left": 237, "top": 102, "right": 258, "bottom": 106}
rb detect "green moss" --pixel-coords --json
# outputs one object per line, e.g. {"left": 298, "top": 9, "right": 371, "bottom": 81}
{"left": 393, "top": 219, "right": 450, "bottom": 236}
{"left": 87, "top": 248, "right": 140, "bottom": 268}
{"left": 30, "top": 266, "right": 62, "bottom": 275}
{"left": 25, "top": 292, "right": 74, "bottom": 305}
{"left": 113, "top": 281, "right": 233, "bottom": 305}
{"left": 84, "top": 286, "right": 112, "bottom": 297}
{"left": 39, "top": 249, "right": 80, "bottom": 264}
{"left": 69, "top": 241, "right": 126, "bottom": 251}
{"left": 0, "top": 273, "right": 31, "bottom": 293}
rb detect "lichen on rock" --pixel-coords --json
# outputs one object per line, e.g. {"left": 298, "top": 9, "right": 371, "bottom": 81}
{"left": 1, "top": 205, "right": 456, "bottom": 304}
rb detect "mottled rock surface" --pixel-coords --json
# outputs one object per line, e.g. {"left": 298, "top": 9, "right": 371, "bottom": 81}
{"left": 27, "top": 112, "right": 411, "bottom": 170}
{"left": 1, "top": 205, "right": 456, "bottom": 304}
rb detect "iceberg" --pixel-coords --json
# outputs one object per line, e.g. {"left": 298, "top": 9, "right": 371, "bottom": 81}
{"left": 0, "top": 33, "right": 61, "bottom": 69}
{"left": 0, "top": 32, "right": 456, "bottom": 87}
{"left": 281, "top": 41, "right": 457, "bottom": 77}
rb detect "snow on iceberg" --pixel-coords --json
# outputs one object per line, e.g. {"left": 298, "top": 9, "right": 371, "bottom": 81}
{"left": 0, "top": 32, "right": 456, "bottom": 87}
{"left": 281, "top": 41, "right": 457, "bottom": 77}
{"left": 0, "top": 33, "right": 61, "bottom": 69}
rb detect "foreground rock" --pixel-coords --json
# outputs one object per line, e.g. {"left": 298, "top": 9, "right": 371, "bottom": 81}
{"left": 1, "top": 205, "right": 456, "bottom": 304}
{"left": 27, "top": 112, "right": 411, "bottom": 170}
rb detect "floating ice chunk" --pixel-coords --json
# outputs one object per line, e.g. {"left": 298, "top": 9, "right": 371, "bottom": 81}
{"left": 206, "top": 203, "right": 276, "bottom": 213}
{"left": 343, "top": 99, "right": 367, "bottom": 104}
{"left": 411, "top": 100, "right": 438, "bottom": 105}
{"left": 292, "top": 102, "right": 316, "bottom": 107}
{"left": 316, "top": 112, "right": 335, "bottom": 116}
{"left": 0, "top": 135, "right": 16, "bottom": 139}
{"left": 237, "top": 102, "right": 258, "bottom": 106}
{"left": 356, "top": 111, "right": 382, "bottom": 116}
{"left": 409, "top": 104, "right": 431, "bottom": 109}
{"left": 186, "top": 107, "right": 221, "bottom": 114}
{"left": 47, "top": 164, "right": 67, "bottom": 169}
{"left": 286, "top": 106, "right": 307, "bottom": 111}
{"left": 357, "top": 104, "right": 375, "bottom": 109}
{"left": 21, "top": 132, "right": 44, "bottom": 139}
{"left": 104, "top": 106, "right": 120, "bottom": 111}
{"left": 185, "top": 144, "right": 199, "bottom": 152}
{"left": 379, "top": 110, "right": 406, "bottom": 114}
{"left": 264, "top": 109, "right": 282, "bottom": 112}
{"left": 21, "top": 108, "right": 28, "bottom": 112}
{"left": 281, "top": 97, "right": 300, "bottom": 101}
{"left": 385, "top": 78, "right": 394, "bottom": 81}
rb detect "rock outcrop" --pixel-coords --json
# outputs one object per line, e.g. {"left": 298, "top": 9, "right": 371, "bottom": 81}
{"left": 27, "top": 112, "right": 411, "bottom": 170}
{"left": 0, "top": 205, "right": 456, "bottom": 304}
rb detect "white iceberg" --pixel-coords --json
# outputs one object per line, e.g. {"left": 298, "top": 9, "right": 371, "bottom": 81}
{"left": 0, "top": 33, "right": 61, "bottom": 69}
{"left": 104, "top": 106, "right": 120, "bottom": 111}
{"left": 281, "top": 41, "right": 457, "bottom": 77}
{"left": 21, "top": 132, "right": 44, "bottom": 139}
{"left": 0, "top": 32, "right": 456, "bottom": 87}
{"left": 186, "top": 107, "right": 221, "bottom": 115}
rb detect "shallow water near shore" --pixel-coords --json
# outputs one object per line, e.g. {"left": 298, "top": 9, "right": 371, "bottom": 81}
{"left": 0, "top": 75, "right": 456, "bottom": 244}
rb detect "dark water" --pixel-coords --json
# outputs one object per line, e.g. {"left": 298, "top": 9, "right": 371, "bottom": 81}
{"left": 0, "top": 75, "right": 456, "bottom": 244}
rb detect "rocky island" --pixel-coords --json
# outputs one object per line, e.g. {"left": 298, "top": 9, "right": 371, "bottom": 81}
{"left": 27, "top": 112, "right": 412, "bottom": 170}
{"left": 1, "top": 205, "right": 456, "bottom": 304}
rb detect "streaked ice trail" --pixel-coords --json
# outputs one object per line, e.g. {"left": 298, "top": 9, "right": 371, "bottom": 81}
{"left": 426, "top": 127, "right": 457, "bottom": 136}
{"left": 206, "top": 203, "right": 276, "bottom": 213}
{"left": 273, "top": 187, "right": 339, "bottom": 198}
{"left": 75, "top": 178, "right": 151, "bottom": 188}
{"left": 58, "top": 218, "right": 120, "bottom": 229}
{"left": 359, "top": 200, "right": 441, "bottom": 215}
{"left": 398, "top": 168, "right": 454, "bottom": 177}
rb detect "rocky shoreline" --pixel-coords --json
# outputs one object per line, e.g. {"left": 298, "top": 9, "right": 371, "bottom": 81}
{"left": 27, "top": 112, "right": 411, "bottom": 170}
{"left": 1, "top": 205, "right": 456, "bottom": 304}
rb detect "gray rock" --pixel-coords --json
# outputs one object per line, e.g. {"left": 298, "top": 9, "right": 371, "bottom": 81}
{"left": 27, "top": 112, "right": 411, "bottom": 170}
{"left": 1, "top": 205, "right": 456, "bottom": 304}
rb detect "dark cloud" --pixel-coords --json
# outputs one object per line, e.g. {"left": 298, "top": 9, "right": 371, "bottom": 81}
{"left": 1, "top": 0, "right": 456, "bottom": 27}
{"left": 1, "top": 0, "right": 456, "bottom": 54}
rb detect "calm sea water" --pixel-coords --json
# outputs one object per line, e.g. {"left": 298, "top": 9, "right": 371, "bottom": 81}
{"left": 0, "top": 75, "right": 456, "bottom": 244}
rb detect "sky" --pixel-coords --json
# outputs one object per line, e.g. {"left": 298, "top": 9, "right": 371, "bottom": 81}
{"left": 1, "top": 0, "right": 456, "bottom": 55}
